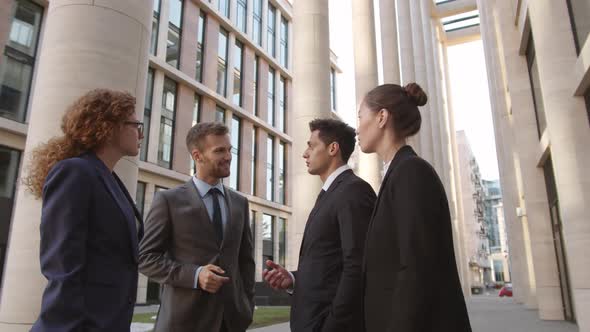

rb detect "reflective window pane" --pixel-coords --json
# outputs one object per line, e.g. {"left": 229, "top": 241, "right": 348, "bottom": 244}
{"left": 233, "top": 41, "right": 243, "bottom": 106}
{"left": 158, "top": 78, "right": 177, "bottom": 168}
{"left": 230, "top": 116, "right": 241, "bottom": 190}
{"left": 266, "top": 135, "right": 274, "bottom": 201}
{"left": 268, "top": 68, "right": 275, "bottom": 126}
{"left": 0, "top": 146, "right": 21, "bottom": 284}
{"left": 267, "top": 5, "right": 276, "bottom": 57}
{"left": 278, "top": 142, "right": 285, "bottom": 204}
{"left": 196, "top": 12, "right": 206, "bottom": 81}
{"left": 278, "top": 218, "right": 286, "bottom": 266}
{"left": 217, "top": 29, "right": 228, "bottom": 96}
{"left": 262, "top": 214, "right": 274, "bottom": 264}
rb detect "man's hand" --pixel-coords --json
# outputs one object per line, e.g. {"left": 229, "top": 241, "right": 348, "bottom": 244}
{"left": 198, "top": 264, "right": 230, "bottom": 293}
{"left": 262, "top": 260, "right": 293, "bottom": 291}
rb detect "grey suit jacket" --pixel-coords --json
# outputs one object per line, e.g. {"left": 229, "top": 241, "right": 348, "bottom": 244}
{"left": 138, "top": 179, "right": 255, "bottom": 332}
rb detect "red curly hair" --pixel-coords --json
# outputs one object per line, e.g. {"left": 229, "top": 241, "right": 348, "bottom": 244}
{"left": 24, "top": 89, "right": 136, "bottom": 199}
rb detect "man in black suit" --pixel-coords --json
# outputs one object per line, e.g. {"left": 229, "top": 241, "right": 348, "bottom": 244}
{"left": 263, "top": 119, "right": 376, "bottom": 332}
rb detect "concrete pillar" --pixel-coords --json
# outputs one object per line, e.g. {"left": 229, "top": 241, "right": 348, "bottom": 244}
{"left": 419, "top": 0, "right": 443, "bottom": 179}
{"left": 290, "top": 0, "right": 330, "bottom": 269}
{"left": 396, "top": 0, "right": 421, "bottom": 154}
{"left": 351, "top": 0, "right": 381, "bottom": 192}
{"left": 409, "top": 0, "right": 434, "bottom": 164}
{"left": 478, "top": 0, "right": 539, "bottom": 310}
{"left": 0, "top": 1, "right": 151, "bottom": 330}
{"left": 379, "top": 0, "right": 400, "bottom": 84}
{"left": 528, "top": 0, "right": 590, "bottom": 327}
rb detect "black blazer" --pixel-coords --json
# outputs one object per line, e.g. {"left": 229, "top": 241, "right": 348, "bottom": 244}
{"left": 291, "top": 169, "right": 376, "bottom": 332}
{"left": 362, "top": 146, "right": 471, "bottom": 332}
{"left": 32, "top": 153, "right": 144, "bottom": 332}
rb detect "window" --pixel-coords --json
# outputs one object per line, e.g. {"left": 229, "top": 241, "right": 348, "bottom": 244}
{"left": 158, "top": 77, "right": 177, "bottom": 168}
{"left": 266, "top": 135, "right": 274, "bottom": 201}
{"left": 278, "top": 218, "right": 286, "bottom": 266}
{"left": 253, "top": 56, "right": 259, "bottom": 116}
{"left": 166, "top": 0, "right": 183, "bottom": 68}
{"left": 253, "top": 0, "right": 263, "bottom": 46}
{"left": 141, "top": 68, "right": 155, "bottom": 161}
{"left": 196, "top": 12, "right": 206, "bottom": 82}
{"left": 262, "top": 214, "right": 274, "bottom": 266}
{"left": 268, "top": 68, "right": 275, "bottom": 126}
{"left": 0, "top": 146, "right": 21, "bottom": 284}
{"left": 230, "top": 116, "right": 241, "bottom": 190}
{"left": 218, "top": 0, "right": 230, "bottom": 19}
{"left": 236, "top": 0, "right": 247, "bottom": 33}
{"left": 280, "top": 17, "right": 288, "bottom": 68}
{"left": 216, "top": 106, "right": 226, "bottom": 123}
{"left": 217, "top": 28, "right": 229, "bottom": 96}
{"left": 250, "top": 210, "right": 256, "bottom": 254}
{"left": 136, "top": 182, "right": 146, "bottom": 217}
{"left": 525, "top": 33, "right": 547, "bottom": 138}
{"left": 267, "top": 5, "right": 276, "bottom": 57}
{"left": 330, "top": 68, "right": 337, "bottom": 111}
{"left": 278, "top": 76, "right": 286, "bottom": 132}
{"left": 251, "top": 127, "right": 257, "bottom": 195}
{"left": 150, "top": 0, "right": 161, "bottom": 55}
{"left": 233, "top": 41, "right": 243, "bottom": 106}
{"left": 190, "top": 94, "right": 201, "bottom": 175}
{"left": 0, "top": 0, "right": 43, "bottom": 123}
{"left": 493, "top": 260, "right": 504, "bottom": 282}
{"left": 278, "top": 141, "right": 286, "bottom": 204}
{"left": 566, "top": 0, "right": 590, "bottom": 54}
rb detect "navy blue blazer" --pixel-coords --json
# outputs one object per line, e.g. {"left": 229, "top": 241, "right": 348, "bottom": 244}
{"left": 32, "top": 153, "right": 144, "bottom": 332}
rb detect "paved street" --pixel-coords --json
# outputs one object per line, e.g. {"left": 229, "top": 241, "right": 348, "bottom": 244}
{"left": 248, "top": 295, "right": 580, "bottom": 332}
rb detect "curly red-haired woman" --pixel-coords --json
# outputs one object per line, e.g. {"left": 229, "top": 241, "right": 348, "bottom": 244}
{"left": 26, "top": 89, "right": 145, "bottom": 332}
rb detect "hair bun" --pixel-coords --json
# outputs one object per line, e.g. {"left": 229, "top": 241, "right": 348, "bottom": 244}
{"left": 404, "top": 83, "right": 428, "bottom": 106}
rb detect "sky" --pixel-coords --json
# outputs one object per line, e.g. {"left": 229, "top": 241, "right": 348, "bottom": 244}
{"left": 447, "top": 40, "right": 500, "bottom": 181}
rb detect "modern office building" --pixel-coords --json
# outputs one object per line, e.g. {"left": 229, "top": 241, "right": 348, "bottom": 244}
{"left": 478, "top": 0, "right": 590, "bottom": 328}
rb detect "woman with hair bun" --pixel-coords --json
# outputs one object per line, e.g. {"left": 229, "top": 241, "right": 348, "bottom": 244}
{"left": 26, "top": 89, "right": 145, "bottom": 331}
{"left": 358, "top": 83, "right": 472, "bottom": 332}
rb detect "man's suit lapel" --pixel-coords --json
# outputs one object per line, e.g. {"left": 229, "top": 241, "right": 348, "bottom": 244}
{"left": 300, "top": 170, "right": 352, "bottom": 256}
{"left": 221, "top": 186, "right": 237, "bottom": 249}
{"left": 183, "top": 180, "right": 219, "bottom": 244}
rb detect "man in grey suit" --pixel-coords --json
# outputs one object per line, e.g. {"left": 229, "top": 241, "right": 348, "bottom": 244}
{"left": 139, "top": 122, "right": 255, "bottom": 332}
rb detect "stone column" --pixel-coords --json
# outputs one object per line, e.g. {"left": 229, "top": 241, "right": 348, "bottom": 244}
{"left": 528, "top": 0, "right": 590, "bottom": 327}
{"left": 420, "top": 0, "right": 443, "bottom": 178}
{"left": 379, "top": 0, "right": 400, "bottom": 84}
{"left": 351, "top": 0, "right": 381, "bottom": 192}
{"left": 0, "top": 1, "right": 151, "bottom": 330}
{"left": 478, "top": 0, "right": 539, "bottom": 310}
{"left": 396, "top": 0, "right": 421, "bottom": 153}
{"left": 290, "top": 0, "right": 330, "bottom": 269}
{"left": 409, "top": 0, "right": 434, "bottom": 164}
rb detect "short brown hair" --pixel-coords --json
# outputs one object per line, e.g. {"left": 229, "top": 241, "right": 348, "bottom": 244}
{"left": 309, "top": 118, "right": 356, "bottom": 163}
{"left": 186, "top": 122, "right": 229, "bottom": 152}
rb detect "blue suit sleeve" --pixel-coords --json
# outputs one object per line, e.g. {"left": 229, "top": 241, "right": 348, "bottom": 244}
{"left": 35, "top": 160, "right": 92, "bottom": 331}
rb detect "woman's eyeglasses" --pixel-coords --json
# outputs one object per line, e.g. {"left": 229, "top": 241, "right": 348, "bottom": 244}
{"left": 124, "top": 121, "right": 144, "bottom": 136}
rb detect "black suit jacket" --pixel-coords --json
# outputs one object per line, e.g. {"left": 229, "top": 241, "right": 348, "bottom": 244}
{"left": 362, "top": 146, "right": 471, "bottom": 332}
{"left": 291, "top": 169, "right": 376, "bottom": 332}
{"left": 32, "top": 153, "right": 144, "bottom": 332}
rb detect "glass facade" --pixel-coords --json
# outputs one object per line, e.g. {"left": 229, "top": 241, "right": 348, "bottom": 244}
{"left": 0, "top": 146, "right": 21, "bottom": 284}
{"left": 0, "top": 0, "right": 43, "bottom": 123}
{"left": 217, "top": 28, "right": 229, "bottom": 96}
{"left": 158, "top": 77, "right": 177, "bottom": 168}
{"left": 230, "top": 116, "right": 241, "bottom": 190}
{"left": 166, "top": 0, "right": 183, "bottom": 68}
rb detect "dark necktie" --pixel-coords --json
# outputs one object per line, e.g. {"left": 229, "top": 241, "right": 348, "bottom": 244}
{"left": 209, "top": 188, "right": 224, "bottom": 244}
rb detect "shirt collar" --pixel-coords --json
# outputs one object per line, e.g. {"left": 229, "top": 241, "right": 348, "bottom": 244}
{"left": 322, "top": 164, "right": 351, "bottom": 191}
{"left": 192, "top": 176, "right": 225, "bottom": 198}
